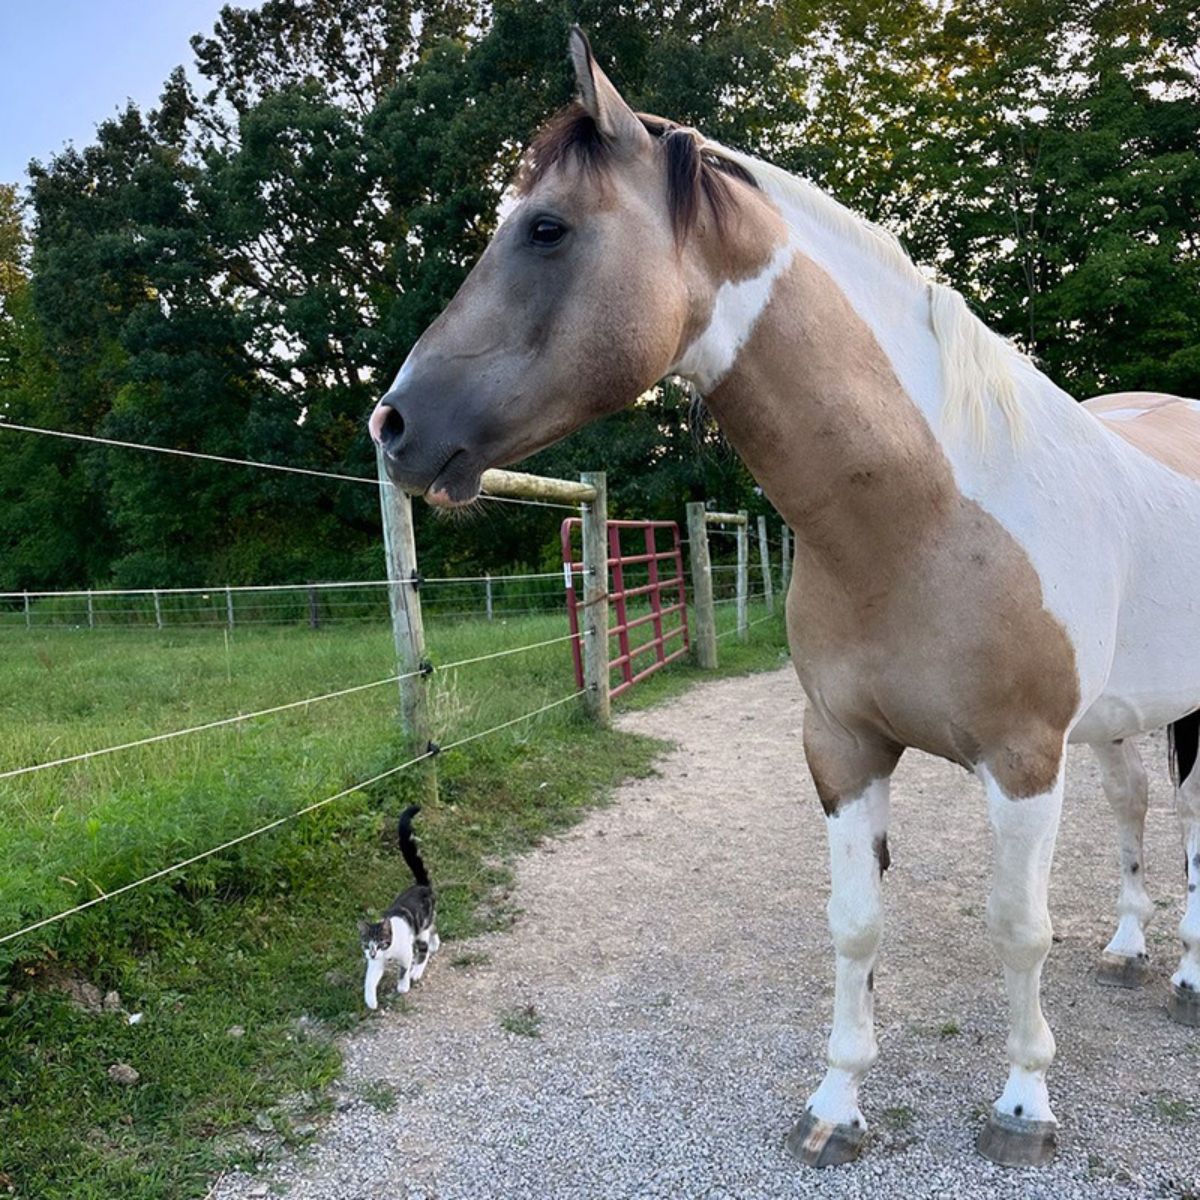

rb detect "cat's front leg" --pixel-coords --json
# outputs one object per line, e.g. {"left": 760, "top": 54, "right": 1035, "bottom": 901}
{"left": 363, "top": 955, "right": 385, "bottom": 1010}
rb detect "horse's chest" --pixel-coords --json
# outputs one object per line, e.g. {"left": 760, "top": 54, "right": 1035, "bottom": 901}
{"left": 787, "top": 511, "right": 1080, "bottom": 772}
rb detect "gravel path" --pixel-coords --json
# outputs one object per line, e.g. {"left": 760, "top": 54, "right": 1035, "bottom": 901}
{"left": 214, "top": 667, "right": 1200, "bottom": 1200}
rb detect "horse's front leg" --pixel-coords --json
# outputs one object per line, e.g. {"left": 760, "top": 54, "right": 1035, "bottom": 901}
{"left": 787, "top": 709, "right": 900, "bottom": 1168}
{"left": 976, "top": 752, "right": 1065, "bottom": 1167}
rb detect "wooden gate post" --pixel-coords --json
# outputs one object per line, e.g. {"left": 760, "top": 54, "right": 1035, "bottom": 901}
{"left": 226, "top": 586, "right": 235, "bottom": 631}
{"left": 153, "top": 589, "right": 163, "bottom": 630}
{"left": 580, "top": 471, "right": 610, "bottom": 727}
{"left": 87, "top": 590, "right": 95, "bottom": 630}
{"left": 376, "top": 446, "right": 437, "bottom": 800}
{"left": 757, "top": 514, "right": 774, "bottom": 615}
{"left": 307, "top": 585, "right": 321, "bottom": 630}
{"left": 736, "top": 509, "right": 749, "bottom": 641}
{"left": 23, "top": 591, "right": 30, "bottom": 630}
{"left": 485, "top": 573, "right": 494, "bottom": 621}
{"left": 781, "top": 526, "right": 792, "bottom": 595}
{"left": 685, "top": 503, "right": 717, "bottom": 668}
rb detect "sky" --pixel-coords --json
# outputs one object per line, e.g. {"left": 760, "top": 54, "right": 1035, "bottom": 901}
{"left": 0, "top": 0, "right": 235, "bottom": 184}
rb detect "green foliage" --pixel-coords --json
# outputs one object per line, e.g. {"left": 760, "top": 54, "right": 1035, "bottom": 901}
{"left": 1, "top": 0, "right": 1197, "bottom": 586}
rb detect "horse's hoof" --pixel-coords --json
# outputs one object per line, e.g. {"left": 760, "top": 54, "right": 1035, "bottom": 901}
{"left": 976, "top": 1110, "right": 1057, "bottom": 1167}
{"left": 1167, "top": 981, "right": 1200, "bottom": 1027}
{"left": 784, "top": 1108, "right": 866, "bottom": 1167}
{"left": 1096, "top": 951, "right": 1152, "bottom": 989}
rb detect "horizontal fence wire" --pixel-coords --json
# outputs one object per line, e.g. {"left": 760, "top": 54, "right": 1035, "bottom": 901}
{"left": 0, "top": 424, "right": 589, "bottom": 513}
{"left": 477, "top": 493, "right": 583, "bottom": 513}
{"left": 0, "top": 421, "right": 377, "bottom": 487}
{"left": 0, "top": 688, "right": 584, "bottom": 949}
{"left": 715, "top": 611, "right": 780, "bottom": 640}
{"left": 0, "top": 631, "right": 582, "bottom": 782}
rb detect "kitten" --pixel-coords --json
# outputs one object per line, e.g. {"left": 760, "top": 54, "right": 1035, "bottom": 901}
{"left": 359, "top": 804, "right": 439, "bottom": 1010}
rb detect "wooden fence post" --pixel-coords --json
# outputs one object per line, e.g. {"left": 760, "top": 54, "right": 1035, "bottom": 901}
{"left": 153, "top": 589, "right": 163, "bottom": 630}
{"left": 781, "top": 526, "right": 792, "bottom": 595}
{"left": 307, "top": 585, "right": 321, "bottom": 630}
{"left": 580, "top": 470, "right": 610, "bottom": 727}
{"left": 23, "top": 591, "right": 30, "bottom": 630}
{"left": 485, "top": 573, "right": 494, "bottom": 621}
{"left": 226, "top": 586, "right": 235, "bottom": 631}
{"left": 757, "top": 514, "right": 774, "bottom": 615}
{"left": 376, "top": 446, "right": 437, "bottom": 801}
{"left": 736, "top": 509, "right": 749, "bottom": 641}
{"left": 686, "top": 502, "right": 717, "bottom": 668}
{"left": 87, "top": 590, "right": 95, "bottom": 630}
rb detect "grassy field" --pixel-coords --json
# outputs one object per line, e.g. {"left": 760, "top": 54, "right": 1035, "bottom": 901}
{"left": 0, "top": 599, "right": 787, "bottom": 1200}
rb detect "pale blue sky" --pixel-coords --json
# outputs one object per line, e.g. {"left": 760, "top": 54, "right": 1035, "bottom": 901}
{"left": 0, "top": 1, "right": 235, "bottom": 184}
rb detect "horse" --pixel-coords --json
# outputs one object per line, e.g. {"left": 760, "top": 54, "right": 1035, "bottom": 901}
{"left": 369, "top": 29, "right": 1200, "bottom": 1169}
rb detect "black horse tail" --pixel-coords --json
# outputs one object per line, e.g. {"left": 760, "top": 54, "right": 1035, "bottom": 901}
{"left": 1169, "top": 711, "right": 1200, "bottom": 788}
{"left": 398, "top": 804, "right": 430, "bottom": 887}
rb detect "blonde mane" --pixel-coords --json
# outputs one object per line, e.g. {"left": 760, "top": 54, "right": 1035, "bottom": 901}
{"left": 702, "top": 139, "right": 1029, "bottom": 444}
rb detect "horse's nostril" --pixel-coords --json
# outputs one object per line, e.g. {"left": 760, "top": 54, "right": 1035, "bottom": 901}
{"left": 378, "top": 405, "right": 405, "bottom": 449}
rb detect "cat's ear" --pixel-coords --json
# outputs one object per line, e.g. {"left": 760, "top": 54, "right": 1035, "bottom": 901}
{"left": 357, "top": 920, "right": 369, "bottom": 938}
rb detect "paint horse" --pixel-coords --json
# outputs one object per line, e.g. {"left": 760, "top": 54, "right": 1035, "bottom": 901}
{"left": 369, "top": 30, "right": 1200, "bottom": 1168}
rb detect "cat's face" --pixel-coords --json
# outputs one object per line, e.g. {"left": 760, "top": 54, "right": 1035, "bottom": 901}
{"left": 358, "top": 919, "right": 393, "bottom": 959}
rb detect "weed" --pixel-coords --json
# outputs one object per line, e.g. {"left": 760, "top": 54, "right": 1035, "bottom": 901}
{"left": 449, "top": 951, "right": 491, "bottom": 969}
{"left": 882, "top": 1105, "right": 915, "bottom": 1131}
{"left": 359, "top": 1080, "right": 399, "bottom": 1113}
{"left": 500, "top": 1003, "right": 543, "bottom": 1038}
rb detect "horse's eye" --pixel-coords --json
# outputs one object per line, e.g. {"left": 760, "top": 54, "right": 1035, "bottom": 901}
{"left": 529, "top": 217, "right": 567, "bottom": 248}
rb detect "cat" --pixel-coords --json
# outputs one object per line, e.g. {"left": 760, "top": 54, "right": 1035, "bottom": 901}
{"left": 359, "top": 804, "right": 439, "bottom": 1010}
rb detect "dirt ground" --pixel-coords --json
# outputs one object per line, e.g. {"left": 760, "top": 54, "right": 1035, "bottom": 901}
{"left": 214, "top": 667, "right": 1200, "bottom": 1200}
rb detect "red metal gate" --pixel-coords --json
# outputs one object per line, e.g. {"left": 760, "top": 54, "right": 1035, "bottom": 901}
{"left": 561, "top": 518, "right": 689, "bottom": 698}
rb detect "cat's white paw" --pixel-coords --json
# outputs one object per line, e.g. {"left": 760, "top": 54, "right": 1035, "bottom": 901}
{"left": 364, "top": 994, "right": 379, "bottom": 1010}
{"left": 397, "top": 975, "right": 411, "bottom": 994}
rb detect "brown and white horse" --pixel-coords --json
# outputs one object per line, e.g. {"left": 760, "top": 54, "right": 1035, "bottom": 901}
{"left": 369, "top": 30, "right": 1200, "bottom": 1168}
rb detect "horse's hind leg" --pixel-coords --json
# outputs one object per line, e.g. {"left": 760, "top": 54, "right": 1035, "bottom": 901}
{"left": 786, "top": 710, "right": 900, "bottom": 1168}
{"left": 1092, "top": 740, "right": 1154, "bottom": 987}
{"left": 1170, "top": 712, "right": 1200, "bottom": 1025}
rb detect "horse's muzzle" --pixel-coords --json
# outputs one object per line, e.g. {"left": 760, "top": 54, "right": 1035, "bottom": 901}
{"left": 369, "top": 390, "right": 485, "bottom": 506}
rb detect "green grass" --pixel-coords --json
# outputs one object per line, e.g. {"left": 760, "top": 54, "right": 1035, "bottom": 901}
{"left": 0, "top": 600, "right": 786, "bottom": 1199}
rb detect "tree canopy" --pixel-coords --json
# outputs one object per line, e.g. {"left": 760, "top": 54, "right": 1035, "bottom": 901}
{"left": 0, "top": 0, "right": 1196, "bottom": 589}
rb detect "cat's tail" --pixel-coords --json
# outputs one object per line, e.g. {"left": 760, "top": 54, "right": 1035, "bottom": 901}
{"left": 398, "top": 804, "right": 430, "bottom": 888}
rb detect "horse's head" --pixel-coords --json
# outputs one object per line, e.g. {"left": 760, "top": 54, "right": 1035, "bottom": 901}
{"left": 369, "top": 28, "right": 772, "bottom": 505}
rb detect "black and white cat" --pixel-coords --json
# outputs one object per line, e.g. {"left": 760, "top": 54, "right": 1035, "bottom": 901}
{"left": 359, "top": 804, "right": 439, "bottom": 1010}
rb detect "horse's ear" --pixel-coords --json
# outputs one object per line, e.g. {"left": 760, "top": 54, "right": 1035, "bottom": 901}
{"left": 569, "top": 26, "right": 651, "bottom": 155}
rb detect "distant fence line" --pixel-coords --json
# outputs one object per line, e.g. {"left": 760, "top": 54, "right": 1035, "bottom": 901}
{"left": 0, "top": 543, "right": 777, "bottom": 634}
{"left": 0, "top": 573, "right": 581, "bottom": 631}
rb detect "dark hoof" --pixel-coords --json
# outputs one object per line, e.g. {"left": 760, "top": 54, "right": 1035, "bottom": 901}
{"left": 1096, "top": 951, "right": 1152, "bottom": 989}
{"left": 784, "top": 1108, "right": 866, "bottom": 1167}
{"left": 1168, "top": 981, "right": 1200, "bottom": 1027}
{"left": 976, "top": 1110, "right": 1057, "bottom": 1167}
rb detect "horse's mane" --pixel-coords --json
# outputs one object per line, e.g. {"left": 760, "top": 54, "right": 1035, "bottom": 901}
{"left": 518, "top": 105, "right": 1027, "bottom": 441}
{"left": 702, "top": 140, "right": 1029, "bottom": 442}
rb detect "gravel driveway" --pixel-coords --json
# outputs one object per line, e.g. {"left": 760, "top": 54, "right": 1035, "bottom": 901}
{"left": 213, "top": 667, "right": 1200, "bottom": 1200}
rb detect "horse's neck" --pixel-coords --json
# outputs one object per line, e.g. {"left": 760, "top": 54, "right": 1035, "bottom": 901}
{"left": 703, "top": 245, "right": 958, "bottom": 573}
